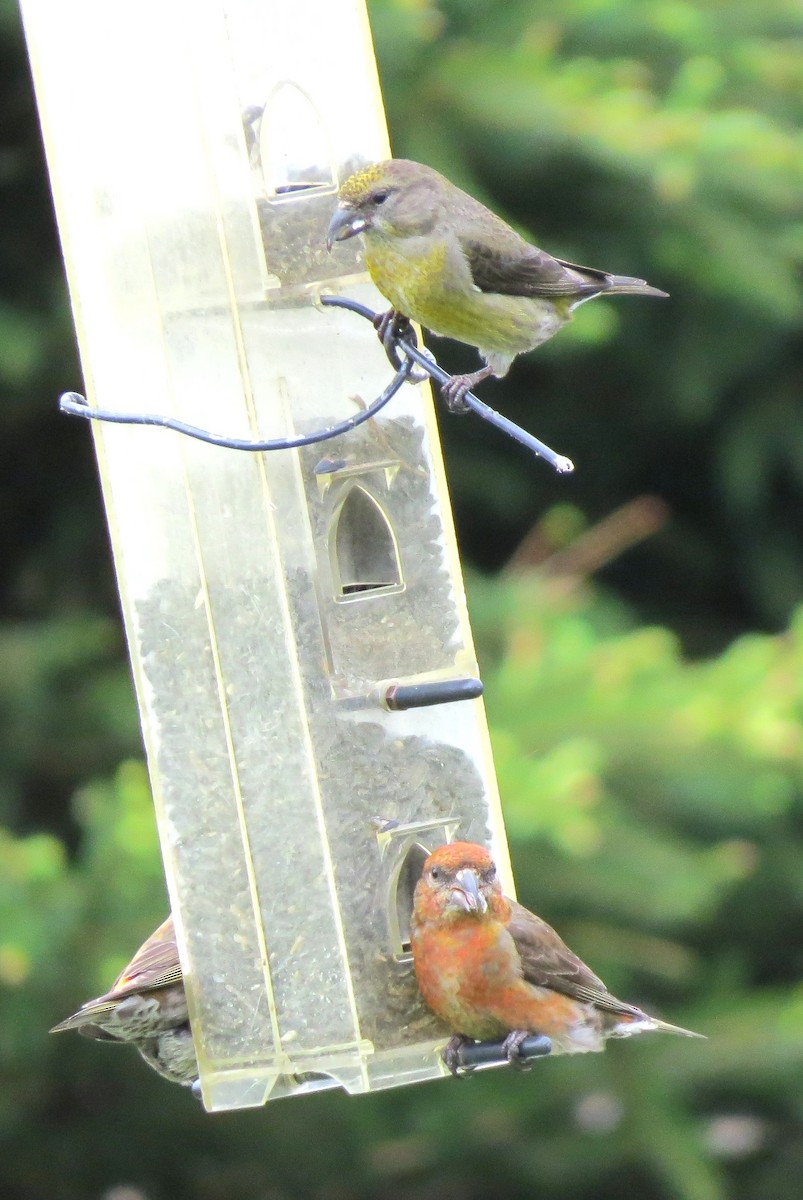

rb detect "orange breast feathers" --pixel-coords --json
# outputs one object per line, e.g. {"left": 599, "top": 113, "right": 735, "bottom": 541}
{"left": 412, "top": 912, "right": 583, "bottom": 1043}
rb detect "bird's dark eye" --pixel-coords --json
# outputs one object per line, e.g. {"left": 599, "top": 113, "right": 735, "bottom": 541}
{"left": 371, "top": 189, "right": 390, "bottom": 205}
{"left": 430, "top": 866, "right": 442, "bottom": 882}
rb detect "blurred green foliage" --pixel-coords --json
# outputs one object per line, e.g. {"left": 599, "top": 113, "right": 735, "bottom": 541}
{"left": 373, "top": 0, "right": 803, "bottom": 647}
{"left": 1, "top": 0, "right": 803, "bottom": 1198}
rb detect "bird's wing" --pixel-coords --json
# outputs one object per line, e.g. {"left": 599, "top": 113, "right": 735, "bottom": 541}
{"left": 109, "top": 917, "right": 183, "bottom": 997}
{"left": 461, "top": 234, "right": 607, "bottom": 300}
{"left": 50, "top": 918, "right": 182, "bottom": 1034}
{"left": 507, "top": 901, "right": 645, "bottom": 1018}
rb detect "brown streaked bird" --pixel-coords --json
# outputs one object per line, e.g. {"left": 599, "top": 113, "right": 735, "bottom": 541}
{"left": 50, "top": 916, "right": 196, "bottom": 1087}
{"left": 411, "top": 842, "right": 703, "bottom": 1075}
{"left": 327, "top": 159, "right": 667, "bottom": 410}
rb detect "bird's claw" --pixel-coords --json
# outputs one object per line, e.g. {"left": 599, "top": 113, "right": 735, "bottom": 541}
{"left": 502, "top": 1029, "right": 535, "bottom": 1072}
{"left": 439, "top": 376, "right": 473, "bottom": 413}
{"left": 439, "top": 366, "right": 494, "bottom": 413}
{"left": 373, "top": 309, "right": 409, "bottom": 371}
{"left": 373, "top": 308, "right": 402, "bottom": 343}
{"left": 406, "top": 345, "right": 437, "bottom": 385}
{"left": 371, "top": 309, "right": 427, "bottom": 384}
{"left": 442, "top": 1034, "right": 476, "bottom": 1078}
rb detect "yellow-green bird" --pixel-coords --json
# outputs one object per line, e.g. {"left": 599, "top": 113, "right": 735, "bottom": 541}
{"left": 326, "top": 159, "right": 667, "bottom": 409}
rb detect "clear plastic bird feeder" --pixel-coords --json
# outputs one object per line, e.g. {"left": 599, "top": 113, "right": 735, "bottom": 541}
{"left": 21, "top": 0, "right": 515, "bottom": 1110}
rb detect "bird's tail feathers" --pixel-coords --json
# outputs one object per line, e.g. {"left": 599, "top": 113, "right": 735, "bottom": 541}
{"left": 50, "top": 998, "right": 115, "bottom": 1034}
{"left": 649, "top": 1016, "right": 706, "bottom": 1038}
{"left": 611, "top": 1013, "right": 705, "bottom": 1039}
{"left": 605, "top": 275, "right": 669, "bottom": 299}
{"left": 50, "top": 1011, "right": 90, "bottom": 1034}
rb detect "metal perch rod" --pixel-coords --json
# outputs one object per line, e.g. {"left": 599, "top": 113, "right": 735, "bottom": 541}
{"left": 57, "top": 296, "right": 574, "bottom": 473}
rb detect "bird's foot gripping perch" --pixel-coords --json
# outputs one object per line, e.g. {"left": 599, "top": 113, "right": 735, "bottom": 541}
{"left": 442, "top": 1034, "right": 476, "bottom": 1077}
{"left": 501, "top": 1029, "right": 536, "bottom": 1072}
{"left": 373, "top": 307, "right": 411, "bottom": 349}
{"left": 441, "top": 1031, "right": 553, "bottom": 1077}
{"left": 372, "top": 308, "right": 433, "bottom": 385}
{"left": 439, "top": 365, "right": 494, "bottom": 414}
{"left": 373, "top": 309, "right": 492, "bottom": 412}
{"left": 359, "top": 301, "right": 574, "bottom": 472}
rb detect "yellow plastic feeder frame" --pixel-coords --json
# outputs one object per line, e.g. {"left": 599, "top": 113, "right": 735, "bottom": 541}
{"left": 21, "top": 0, "right": 515, "bottom": 1110}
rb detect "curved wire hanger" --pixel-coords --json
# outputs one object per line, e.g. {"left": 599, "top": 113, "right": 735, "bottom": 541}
{"left": 59, "top": 295, "right": 574, "bottom": 474}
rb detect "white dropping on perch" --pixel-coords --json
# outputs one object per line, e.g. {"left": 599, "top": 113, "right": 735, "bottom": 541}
{"left": 21, "top": 0, "right": 515, "bottom": 1110}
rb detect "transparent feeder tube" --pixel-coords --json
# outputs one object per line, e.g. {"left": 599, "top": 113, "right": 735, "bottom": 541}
{"left": 22, "top": 0, "right": 514, "bottom": 1111}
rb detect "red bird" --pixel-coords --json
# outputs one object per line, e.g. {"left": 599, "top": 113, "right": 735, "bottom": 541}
{"left": 411, "top": 842, "right": 703, "bottom": 1074}
{"left": 50, "top": 916, "right": 196, "bottom": 1087}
